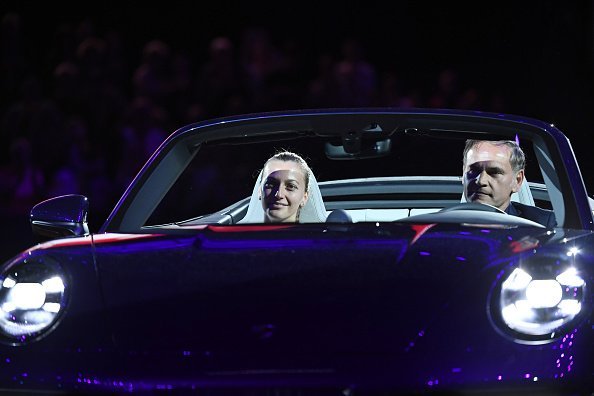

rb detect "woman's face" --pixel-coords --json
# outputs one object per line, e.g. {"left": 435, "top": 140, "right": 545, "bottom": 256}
{"left": 260, "top": 159, "right": 309, "bottom": 223}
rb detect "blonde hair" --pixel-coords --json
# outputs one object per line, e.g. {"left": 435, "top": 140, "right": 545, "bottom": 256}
{"left": 262, "top": 151, "right": 311, "bottom": 192}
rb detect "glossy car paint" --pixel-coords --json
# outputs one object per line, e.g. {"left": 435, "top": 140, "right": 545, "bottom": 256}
{"left": 1, "top": 223, "right": 592, "bottom": 394}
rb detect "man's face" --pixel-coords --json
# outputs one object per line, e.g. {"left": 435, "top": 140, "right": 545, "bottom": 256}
{"left": 463, "top": 142, "right": 524, "bottom": 211}
{"left": 260, "top": 160, "right": 309, "bottom": 223}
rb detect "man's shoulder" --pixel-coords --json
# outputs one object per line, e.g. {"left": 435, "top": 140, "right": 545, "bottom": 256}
{"left": 510, "top": 201, "right": 551, "bottom": 215}
{"left": 509, "top": 202, "right": 557, "bottom": 228}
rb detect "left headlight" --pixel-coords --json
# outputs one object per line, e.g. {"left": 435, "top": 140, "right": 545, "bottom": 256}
{"left": 489, "top": 256, "right": 587, "bottom": 344}
{"left": 0, "top": 256, "right": 68, "bottom": 344}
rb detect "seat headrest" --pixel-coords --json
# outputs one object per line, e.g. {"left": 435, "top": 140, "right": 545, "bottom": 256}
{"left": 238, "top": 170, "right": 327, "bottom": 223}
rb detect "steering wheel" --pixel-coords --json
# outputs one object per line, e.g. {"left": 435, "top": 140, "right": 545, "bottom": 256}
{"left": 399, "top": 201, "right": 545, "bottom": 228}
{"left": 440, "top": 202, "right": 506, "bottom": 214}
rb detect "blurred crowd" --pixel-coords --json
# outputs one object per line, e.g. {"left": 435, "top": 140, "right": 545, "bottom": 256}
{"left": 0, "top": 11, "right": 509, "bottom": 225}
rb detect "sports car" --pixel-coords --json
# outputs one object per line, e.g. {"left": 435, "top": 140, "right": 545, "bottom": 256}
{"left": 1, "top": 108, "right": 593, "bottom": 395}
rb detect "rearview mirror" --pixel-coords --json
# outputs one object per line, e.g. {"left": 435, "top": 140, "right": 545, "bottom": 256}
{"left": 325, "top": 138, "right": 392, "bottom": 160}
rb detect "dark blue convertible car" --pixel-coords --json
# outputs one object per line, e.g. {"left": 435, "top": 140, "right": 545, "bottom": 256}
{"left": 1, "top": 109, "right": 593, "bottom": 395}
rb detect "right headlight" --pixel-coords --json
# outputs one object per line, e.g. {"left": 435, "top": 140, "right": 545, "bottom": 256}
{"left": 489, "top": 253, "right": 587, "bottom": 344}
{"left": 0, "top": 255, "right": 68, "bottom": 345}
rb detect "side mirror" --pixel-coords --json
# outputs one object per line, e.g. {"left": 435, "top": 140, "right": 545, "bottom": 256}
{"left": 30, "top": 195, "right": 90, "bottom": 240}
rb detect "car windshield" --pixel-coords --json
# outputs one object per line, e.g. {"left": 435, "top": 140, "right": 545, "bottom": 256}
{"left": 145, "top": 130, "right": 546, "bottom": 227}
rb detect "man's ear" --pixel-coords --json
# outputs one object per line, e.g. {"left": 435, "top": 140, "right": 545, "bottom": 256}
{"left": 512, "top": 169, "right": 525, "bottom": 192}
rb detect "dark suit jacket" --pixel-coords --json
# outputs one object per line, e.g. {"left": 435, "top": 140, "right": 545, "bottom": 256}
{"left": 505, "top": 201, "right": 557, "bottom": 228}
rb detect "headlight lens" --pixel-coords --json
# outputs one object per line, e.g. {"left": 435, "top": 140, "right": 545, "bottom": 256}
{"left": 0, "top": 257, "right": 67, "bottom": 344}
{"left": 490, "top": 260, "right": 586, "bottom": 344}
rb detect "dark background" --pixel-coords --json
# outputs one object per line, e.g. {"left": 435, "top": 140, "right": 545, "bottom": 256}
{"left": 1, "top": 2, "right": 594, "bottom": 259}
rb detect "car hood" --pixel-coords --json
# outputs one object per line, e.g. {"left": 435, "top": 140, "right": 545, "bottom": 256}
{"left": 93, "top": 223, "right": 593, "bottom": 389}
